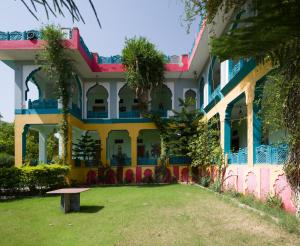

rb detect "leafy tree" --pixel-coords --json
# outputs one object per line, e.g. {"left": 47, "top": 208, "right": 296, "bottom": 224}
{"left": 149, "top": 98, "right": 203, "bottom": 158}
{"left": 122, "top": 37, "right": 166, "bottom": 113}
{"left": 187, "top": 116, "right": 224, "bottom": 191}
{"left": 0, "top": 122, "right": 14, "bottom": 156}
{"left": 187, "top": 116, "right": 221, "bottom": 168}
{"left": 25, "top": 130, "right": 39, "bottom": 164}
{"left": 47, "top": 130, "right": 59, "bottom": 162}
{"left": 40, "top": 25, "right": 75, "bottom": 164}
{"left": 183, "top": 0, "right": 300, "bottom": 215}
{"left": 19, "top": 0, "right": 101, "bottom": 28}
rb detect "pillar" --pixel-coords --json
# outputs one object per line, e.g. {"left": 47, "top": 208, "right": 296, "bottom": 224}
{"left": 99, "top": 130, "right": 108, "bottom": 166}
{"left": 246, "top": 84, "right": 255, "bottom": 167}
{"left": 56, "top": 133, "right": 63, "bottom": 158}
{"left": 224, "top": 104, "right": 233, "bottom": 154}
{"left": 39, "top": 131, "right": 48, "bottom": 163}
{"left": 129, "top": 130, "right": 139, "bottom": 167}
{"left": 15, "top": 123, "right": 28, "bottom": 167}
{"left": 67, "top": 124, "right": 73, "bottom": 165}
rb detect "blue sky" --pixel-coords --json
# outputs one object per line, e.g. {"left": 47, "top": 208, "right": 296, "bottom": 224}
{"left": 0, "top": 0, "right": 199, "bottom": 122}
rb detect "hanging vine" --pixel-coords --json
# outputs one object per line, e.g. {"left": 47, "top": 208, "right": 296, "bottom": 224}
{"left": 40, "top": 25, "right": 74, "bottom": 164}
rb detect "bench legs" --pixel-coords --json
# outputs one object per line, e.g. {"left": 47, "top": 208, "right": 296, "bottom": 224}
{"left": 60, "top": 194, "right": 80, "bottom": 213}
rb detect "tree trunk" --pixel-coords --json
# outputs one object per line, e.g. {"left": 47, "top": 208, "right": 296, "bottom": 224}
{"left": 137, "top": 88, "right": 149, "bottom": 116}
{"left": 296, "top": 188, "right": 300, "bottom": 217}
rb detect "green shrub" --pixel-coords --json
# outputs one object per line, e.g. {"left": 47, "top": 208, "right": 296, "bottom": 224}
{"left": 0, "top": 152, "right": 15, "bottom": 168}
{"left": 0, "top": 164, "right": 69, "bottom": 194}
{"left": 210, "top": 178, "right": 222, "bottom": 192}
{"left": 266, "top": 194, "right": 282, "bottom": 209}
{"left": 199, "top": 176, "right": 211, "bottom": 187}
{"left": 0, "top": 167, "right": 23, "bottom": 191}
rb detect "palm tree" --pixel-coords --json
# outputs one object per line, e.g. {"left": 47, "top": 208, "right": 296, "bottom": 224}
{"left": 19, "top": 0, "right": 101, "bottom": 28}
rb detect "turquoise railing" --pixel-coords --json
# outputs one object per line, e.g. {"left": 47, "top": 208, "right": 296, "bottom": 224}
{"left": 28, "top": 99, "right": 58, "bottom": 109}
{"left": 137, "top": 157, "right": 158, "bottom": 165}
{"left": 0, "top": 29, "right": 72, "bottom": 41}
{"left": 255, "top": 144, "right": 288, "bottom": 164}
{"left": 169, "top": 156, "right": 192, "bottom": 165}
{"left": 98, "top": 54, "right": 178, "bottom": 64}
{"left": 110, "top": 157, "right": 131, "bottom": 166}
{"left": 228, "top": 59, "right": 246, "bottom": 80}
{"left": 79, "top": 36, "right": 93, "bottom": 60}
{"left": 0, "top": 30, "right": 42, "bottom": 40}
{"left": 87, "top": 111, "right": 108, "bottom": 118}
{"left": 119, "top": 110, "right": 140, "bottom": 118}
{"left": 98, "top": 55, "right": 122, "bottom": 64}
{"left": 228, "top": 147, "right": 248, "bottom": 164}
{"left": 209, "top": 84, "right": 221, "bottom": 104}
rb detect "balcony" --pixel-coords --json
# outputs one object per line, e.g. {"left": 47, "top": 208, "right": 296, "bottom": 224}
{"left": 229, "top": 59, "right": 246, "bottom": 80}
{"left": 208, "top": 85, "right": 222, "bottom": 104}
{"left": 87, "top": 111, "right": 108, "bottom": 119}
{"left": 28, "top": 99, "right": 58, "bottom": 109}
{"left": 137, "top": 158, "right": 158, "bottom": 165}
{"left": 228, "top": 148, "right": 248, "bottom": 164}
{"left": 255, "top": 144, "right": 288, "bottom": 164}
{"left": 119, "top": 110, "right": 140, "bottom": 119}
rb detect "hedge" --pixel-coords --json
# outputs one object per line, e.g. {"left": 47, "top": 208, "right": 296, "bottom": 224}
{"left": 0, "top": 152, "right": 15, "bottom": 168}
{"left": 0, "top": 164, "right": 70, "bottom": 194}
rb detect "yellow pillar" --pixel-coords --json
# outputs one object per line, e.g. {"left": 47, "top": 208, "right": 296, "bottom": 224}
{"left": 219, "top": 110, "right": 226, "bottom": 150}
{"left": 129, "top": 130, "right": 139, "bottom": 167}
{"left": 246, "top": 83, "right": 255, "bottom": 167}
{"left": 99, "top": 130, "right": 109, "bottom": 167}
{"left": 14, "top": 122, "right": 25, "bottom": 167}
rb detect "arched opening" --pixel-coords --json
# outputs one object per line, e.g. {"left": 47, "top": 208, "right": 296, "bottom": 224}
{"left": 137, "top": 130, "right": 161, "bottom": 165}
{"left": 87, "top": 84, "right": 108, "bottom": 118}
{"left": 118, "top": 85, "right": 140, "bottom": 118}
{"left": 107, "top": 130, "right": 131, "bottom": 166}
{"left": 23, "top": 124, "right": 59, "bottom": 165}
{"left": 25, "top": 68, "right": 58, "bottom": 110}
{"left": 208, "top": 58, "right": 221, "bottom": 103}
{"left": 185, "top": 89, "right": 197, "bottom": 111}
{"left": 225, "top": 93, "right": 248, "bottom": 164}
{"left": 253, "top": 78, "right": 288, "bottom": 164}
{"left": 70, "top": 76, "right": 82, "bottom": 117}
{"left": 199, "top": 77, "right": 204, "bottom": 109}
{"left": 150, "top": 84, "right": 172, "bottom": 117}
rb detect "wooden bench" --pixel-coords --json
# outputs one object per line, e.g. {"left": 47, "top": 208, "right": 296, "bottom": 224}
{"left": 47, "top": 188, "right": 90, "bottom": 213}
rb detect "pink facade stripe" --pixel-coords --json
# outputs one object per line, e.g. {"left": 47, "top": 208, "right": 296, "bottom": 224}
{"left": 0, "top": 28, "right": 190, "bottom": 73}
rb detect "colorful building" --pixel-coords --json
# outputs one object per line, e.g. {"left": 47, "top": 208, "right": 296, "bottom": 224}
{"left": 0, "top": 7, "right": 294, "bottom": 212}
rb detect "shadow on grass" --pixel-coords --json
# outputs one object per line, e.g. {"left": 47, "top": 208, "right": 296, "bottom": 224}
{"left": 79, "top": 205, "right": 104, "bottom": 213}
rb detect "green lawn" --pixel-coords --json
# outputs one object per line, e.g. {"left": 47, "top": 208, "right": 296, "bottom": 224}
{"left": 0, "top": 184, "right": 299, "bottom": 246}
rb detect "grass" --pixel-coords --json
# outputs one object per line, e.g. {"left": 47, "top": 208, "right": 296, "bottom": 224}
{"left": 0, "top": 184, "right": 299, "bottom": 246}
{"left": 223, "top": 189, "right": 300, "bottom": 234}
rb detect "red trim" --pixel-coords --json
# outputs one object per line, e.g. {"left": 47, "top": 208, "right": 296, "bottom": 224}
{"left": 188, "top": 19, "right": 207, "bottom": 67}
{"left": 0, "top": 28, "right": 193, "bottom": 73}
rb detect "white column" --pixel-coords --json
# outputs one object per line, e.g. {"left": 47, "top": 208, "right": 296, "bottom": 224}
{"left": 39, "top": 131, "right": 48, "bottom": 163}
{"left": 55, "top": 132, "right": 63, "bottom": 158}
